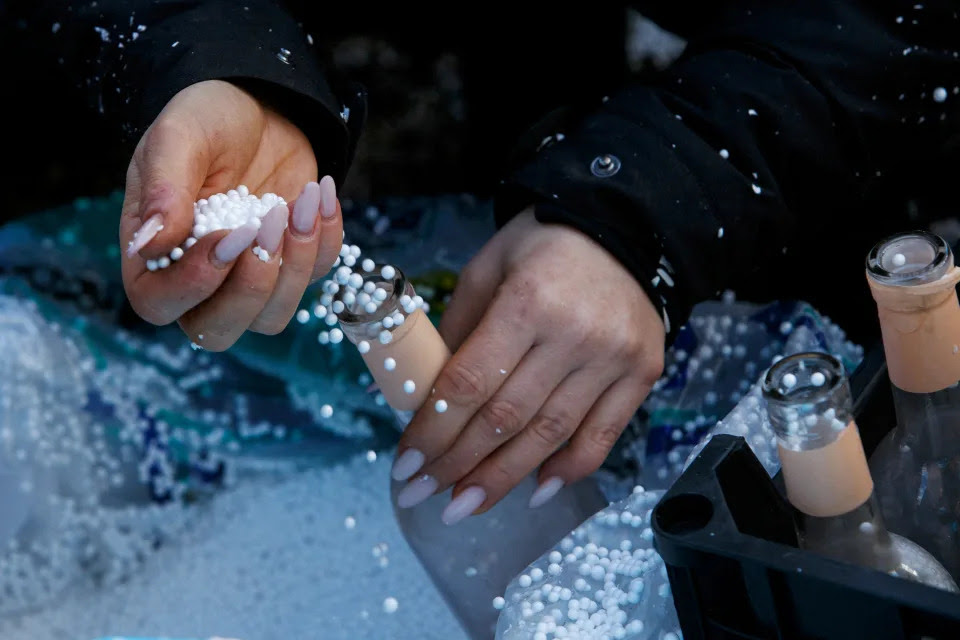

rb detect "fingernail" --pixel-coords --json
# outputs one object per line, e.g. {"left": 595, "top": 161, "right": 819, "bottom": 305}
{"left": 127, "top": 213, "right": 164, "bottom": 257}
{"left": 214, "top": 221, "right": 259, "bottom": 265}
{"left": 256, "top": 203, "right": 289, "bottom": 253}
{"left": 528, "top": 477, "right": 564, "bottom": 509}
{"left": 396, "top": 474, "right": 438, "bottom": 509}
{"left": 442, "top": 486, "right": 486, "bottom": 525}
{"left": 319, "top": 176, "right": 337, "bottom": 218}
{"left": 391, "top": 448, "right": 425, "bottom": 482}
{"left": 292, "top": 182, "right": 321, "bottom": 234}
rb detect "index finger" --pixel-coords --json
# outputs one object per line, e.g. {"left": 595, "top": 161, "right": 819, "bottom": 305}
{"left": 121, "top": 229, "right": 238, "bottom": 325}
{"left": 392, "top": 294, "right": 536, "bottom": 482}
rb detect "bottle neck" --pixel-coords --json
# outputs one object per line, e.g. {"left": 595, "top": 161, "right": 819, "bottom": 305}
{"left": 866, "top": 232, "right": 960, "bottom": 394}
{"left": 763, "top": 354, "right": 875, "bottom": 517}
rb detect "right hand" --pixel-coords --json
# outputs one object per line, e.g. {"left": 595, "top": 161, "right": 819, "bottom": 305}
{"left": 120, "top": 80, "right": 343, "bottom": 351}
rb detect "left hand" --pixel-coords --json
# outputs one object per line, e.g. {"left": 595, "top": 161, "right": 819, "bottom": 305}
{"left": 391, "top": 209, "right": 665, "bottom": 524}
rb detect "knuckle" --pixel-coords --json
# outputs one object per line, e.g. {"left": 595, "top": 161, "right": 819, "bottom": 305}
{"left": 588, "top": 424, "right": 623, "bottom": 454}
{"left": 147, "top": 115, "right": 190, "bottom": 146}
{"left": 479, "top": 398, "right": 523, "bottom": 438}
{"left": 639, "top": 351, "right": 665, "bottom": 385}
{"left": 131, "top": 298, "right": 172, "bottom": 326}
{"left": 530, "top": 411, "right": 573, "bottom": 448}
{"left": 457, "top": 262, "right": 486, "bottom": 292}
{"left": 483, "top": 458, "right": 517, "bottom": 490}
{"left": 176, "top": 261, "right": 215, "bottom": 295}
{"left": 249, "top": 316, "right": 288, "bottom": 336}
{"left": 440, "top": 360, "right": 487, "bottom": 405}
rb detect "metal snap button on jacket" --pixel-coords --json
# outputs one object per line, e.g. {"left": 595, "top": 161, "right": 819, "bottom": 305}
{"left": 590, "top": 154, "right": 621, "bottom": 177}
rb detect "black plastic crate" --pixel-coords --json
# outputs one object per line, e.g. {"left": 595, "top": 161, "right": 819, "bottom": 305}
{"left": 651, "top": 342, "right": 960, "bottom": 640}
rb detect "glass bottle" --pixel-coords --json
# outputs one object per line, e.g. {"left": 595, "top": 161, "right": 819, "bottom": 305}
{"left": 336, "top": 266, "right": 608, "bottom": 638}
{"left": 762, "top": 352, "right": 956, "bottom": 591}
{"left": 866, "top": 231, "right": 960, "bottom": 580}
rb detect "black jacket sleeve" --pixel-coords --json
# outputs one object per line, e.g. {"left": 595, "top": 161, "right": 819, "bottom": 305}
{"left": 2, "top": 0, "right": 364, "bottom": 185}
{"left": 496, "top": 1, "right": 960, "bottom": 342}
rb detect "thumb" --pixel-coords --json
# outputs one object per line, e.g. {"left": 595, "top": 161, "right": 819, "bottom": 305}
{"left": 121, "top": 117, "right": 207, "bottom": 260}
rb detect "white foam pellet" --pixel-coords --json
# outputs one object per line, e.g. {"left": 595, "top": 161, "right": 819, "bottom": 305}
{"left": 366, "top": 450, "right": 377, "bottom": 462}
{"left": 344, "top": 516, "right": 356, "bottom": 529}
{"left": 381, "top": 265, "right": 396, "bottom": 280}
{"left": 384, "top": 358, "right": 397, "bottom": 371}
{"left": 146, "top": 260, "right": 159, "bottom": 271}
{"left": 329, "top": 329, "right": 344, "bottom": 344}
{"left": 332, "top": 301, "right": 345, "bottom": 314}
{"left": 158, "top": 256, "right": 171, "bottom": 269}
{"left": 296, "top": 309, "right": 310, "bottom": 324}
{"left": 184, "top": 237, "right": 197, "bottom": 248}
{"left": 170, "top": 247, "right": 184, "bottom": 261}
{"left": 379, "top": 331, "right": 393, "bottom": 344}
{"left": 493, "top": 596, "right": 506, "bottom": 610}
{"left": 811, "top": 372, "right": 826, "bottom": 387}
{"left": 719, "top": 149, "right": 729, "bottom": 159}
{"left": 362, "top": 259, "right": 375, "bottom": 272}
{"left": 892, "top": 252, "right": 906, "bottom": 267}
{"left": 383, "top": 597, "right": 398, "bottom": 614}
{"left": 358, "top": 341, "right": 371, "bottom": 354}
{"left": 403, "top": 380, "right": 416, "bottom": 394}
{"left": 373, "top": 288, "right": 388, "bottom": 302}
{"left": 320, "top": 404, "right": 334, "bottom": 418}
{"left": 435, "top": 400, "right": 448, "bottom": 413}
{"left": 934, "top": 87, "right": 948, "bottom": 102}
{"left": 782, "top": 373, "right": 797, "bottom": 389}
{"left": 365, "top": 302, "right": 379, "bottom": 315}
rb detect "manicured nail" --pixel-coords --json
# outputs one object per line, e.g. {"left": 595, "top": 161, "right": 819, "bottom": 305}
{"left": 391, "top": 448, "right": 425, "bottom": 482}
{"left": 528, "top": 477, "right": 564, "bottom": 509}
{"left": 396, "top": 474, "right": 438, "bottom": 509}
{"left": 442, "top": 486, "right": 486, "bottom": 525}
{"left": 292, "top": 182, "right": 321, "bottom": 234}
{"left": 256, "top": 204, "right": 288, "bottom": 253}
{"left": 214, "top": 221, "right": 259, "bottom": 265}
{"left": 319, "top": 175, "right": 337, "bottom": 218}
{"left": 127, "top": 213, "right": 164, "bottom": 257}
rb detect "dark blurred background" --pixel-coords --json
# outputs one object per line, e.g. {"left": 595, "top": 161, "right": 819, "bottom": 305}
{"left": 0, "top": 7, "right": 685, "bottom": 224}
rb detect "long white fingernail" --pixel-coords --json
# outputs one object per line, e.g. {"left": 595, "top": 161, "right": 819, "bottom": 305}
{"left": 441, "top": 486, "right": 486, "bottom": 525}
{"left": 293, "top": 182, "right": 321, "bottom": 234}
{"left": 528, "top": 477, "right": 564, "bottom": 509}
{"left": 319, "top": 176, "right": 337, "bottom": 218}
{"left": 391, "top": 448, "right": 425, "bottom": 482}
{"left": 127, "top": 214, "right": 164, "bottom": 257}
{"left": 214, "top": 221, "right": 259, "bottom": 265}
{"left": 256, "top": 203, "right": 289, "bottom": 253}
{"left": 396, "top": 474, "right": 438, "bottom": 509}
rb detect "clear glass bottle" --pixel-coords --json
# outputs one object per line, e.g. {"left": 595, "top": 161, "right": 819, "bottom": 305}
{"left": 337, "top": 267, "right": 608, "bottom": 638}
{"left": 762, "top": 352, "right": 957, "bottom": 591}
{"left": 866, "top": 230, "right": 960, "bottom": 581}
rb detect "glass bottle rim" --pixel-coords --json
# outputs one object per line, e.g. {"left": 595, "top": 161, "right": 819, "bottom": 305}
{"left": 335, "top": 265, "right": 407, "bottom": 326}
{"left": 866, "top": 230, "right": 951, "bottom": 286}
{"left": 762, "top": 352, "right": 845, "bottom": 404}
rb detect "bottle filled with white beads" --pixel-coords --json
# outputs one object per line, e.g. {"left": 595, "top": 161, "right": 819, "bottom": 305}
{"left": 335, "top": 265, "right": 450, "bottom": 415}
{"left": 762, "top": 352, "right": 957, "bottom": 591}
